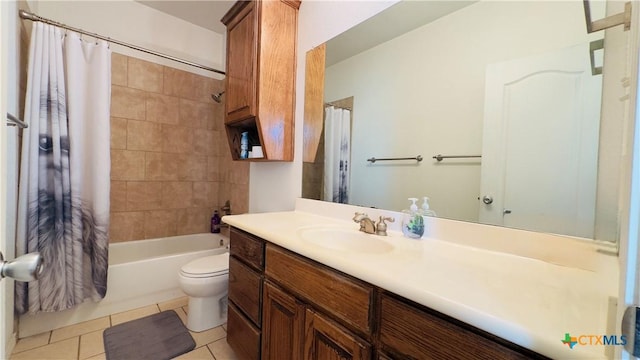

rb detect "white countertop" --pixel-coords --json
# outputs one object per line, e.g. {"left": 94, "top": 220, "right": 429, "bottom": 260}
{"left": 223, "top": 200, "right": 618, "bottom": 359}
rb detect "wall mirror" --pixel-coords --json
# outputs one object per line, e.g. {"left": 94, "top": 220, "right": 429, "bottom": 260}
{"left": 302, "top": 0, "right": 633, "bottom": 243}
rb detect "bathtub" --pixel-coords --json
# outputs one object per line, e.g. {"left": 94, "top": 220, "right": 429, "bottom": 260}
{"left": 18, "top": 233, "right": 229, "bottom": 338}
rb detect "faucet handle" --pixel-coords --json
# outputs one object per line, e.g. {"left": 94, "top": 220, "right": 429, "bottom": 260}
{"left": 379, "top": 216, "right": 395, "bottom": 224}
{"left": 353, "top": 212, "right": 368, "bottom": 220}
{"left": 376, "top": 216, "right": 395, "bottom": 236}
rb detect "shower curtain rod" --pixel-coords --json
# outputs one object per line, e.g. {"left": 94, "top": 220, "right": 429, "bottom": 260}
{"left": 19, "top": 10, "right": 226, "bottom": 76}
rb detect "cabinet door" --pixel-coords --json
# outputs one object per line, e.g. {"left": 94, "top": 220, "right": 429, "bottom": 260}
{"left": 303, "top": 309, "right": 371, "bottom": 360}
{"left": 227, "top": 302, "right": 261, "bottom": 360}
{"left": 225, "top": 2, "right": 257, "bottom": 123}
{"left": 262, "top": 282, "right": 305, "bottom": 360}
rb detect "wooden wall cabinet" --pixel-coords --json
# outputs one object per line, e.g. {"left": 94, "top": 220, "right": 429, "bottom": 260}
{"left": 221, "top": 0, "right": 300, "bottom": 162}
{"left": 227, "top": 227, "right": 545, "bottom": 360}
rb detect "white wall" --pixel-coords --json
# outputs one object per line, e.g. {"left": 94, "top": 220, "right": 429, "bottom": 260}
{"left": 249, "top": 0, "right": 397, "bottom": 213}
{"left": 26, "top": 0, "right": 225, "bottom": 79}
{"left": 324, "top": 1, "right": 604, "bottom": 222}
{"left": 1, "top": 0, "right": 20, "bottom": 356}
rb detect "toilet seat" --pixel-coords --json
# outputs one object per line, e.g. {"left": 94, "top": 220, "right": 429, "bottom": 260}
{"left": 180, "top": 253, "right": 229, "bottom": 278}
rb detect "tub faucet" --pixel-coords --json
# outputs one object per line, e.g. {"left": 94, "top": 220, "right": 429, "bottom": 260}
{"left": 353, "top": 212, "right": 376, "bottom": 234}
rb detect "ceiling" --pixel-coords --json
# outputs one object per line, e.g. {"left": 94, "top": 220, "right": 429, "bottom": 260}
{"left": 136, "top": 1, "right": 235, "bottom": 34}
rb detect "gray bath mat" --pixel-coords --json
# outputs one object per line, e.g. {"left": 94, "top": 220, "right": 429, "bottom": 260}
{"left": 103, "top": 310, "right": 195, "bottom": 360}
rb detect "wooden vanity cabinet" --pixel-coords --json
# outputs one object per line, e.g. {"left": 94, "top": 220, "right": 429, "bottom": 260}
{"left": 221, "top": 0, "right": 300, "bottom": 161}
{"left": 304, "top": 308, "right": 372, "bottom": 360}
{"left": 261, "top": 281, "right": 305, "bottom": 360}
{"left": 226, "top": 227, "right": 546, "bottom": 360}
{"left": 378, "top": 294, "right": 537, "bottom": 360}
{"left": 227, "top": 228, "right": 265, "bottom": 360}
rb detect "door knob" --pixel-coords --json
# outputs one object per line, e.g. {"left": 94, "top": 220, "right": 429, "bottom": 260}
{"left": 482, "top": 195, "right": 493, "bottom": 205}
{"left": 0, "top": 251, "right": 44, "bottom": 282}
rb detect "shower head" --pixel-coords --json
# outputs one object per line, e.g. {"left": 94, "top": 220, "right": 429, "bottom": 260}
{"left": 211, "top": 91, "right": 225, "bottom": 103}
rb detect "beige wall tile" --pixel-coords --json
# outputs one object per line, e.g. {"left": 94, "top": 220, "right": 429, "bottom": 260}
{"left": 229, "top": 183, "right": 249, "bottom": 214}
{"left": 162, "top": 182, "right": 193, "bottom": 209}
{"left": 111, "top": 150, "right": 145, "bottom": 181}
{"left": 111, "top": 86, "right": 146, "bottom": 121}
{"left": 229, "top": 162, "right": 250, "bottom": 185}
{"left": 127, "top": 57, "right": 163, "bottom": 93}
{"left": 127, "top": 120, "right": 163, "bottom": 151}
{"left": 109, "top": 211, "right": 145, "bottom": 242}
{"left": 176, "top": 208, "right": 210, "bottom": 235}
{"left": 110, "top": 305, "right": 159, "bottom": 326}
{"left": 193, "top": 74, "right": 219, "bottom": 103}
{"left": 178, "top": 155, "right": 207, "bottom": 182}
{"left": 11, "top": 337, "right": 79, "bottom": 360}
{"left": 109, "top": 54, "right": 246, "bottom": 243}
{"left": 144, "top": 210, "right": 178, "bottom": 239}
{"left": 180, "top": 99, "right": 213, "bottom": 129}
{"left": 193, "top": 182, "right": 219, "bottom": 208}
{"left": 207, "top": 157, "right": 221, "bottom": 182}
{"left": 146, "top": 93, "right": 179, "bottom": 125}
{"left": 110, "top": 117, "right": 127, "bottom": 150}
{"left": 110, "top": 181, "right": 127, "bottom": 212}
{"left": 79, "top": 330, "right": 105, "bottom": 360}
{"left": 164, "top": 67, "right": 196, "bottom": 100}
{"left": 50, "top": 317, "right": 110, "bottom": 343}
{"left": 126, "top": 181, "right": 162, "bottom": 211}
{"left": 111, "top": 52, "right": 128, "bottom": 87}
{"left": 145, "top": 153, "right": 180, "bottom": 181}
{"left": 161, "top": 125, "right": 193, "bottom": 154}
{"left": 211, "top": 131, "right": 223, "bottom": 157}
{"left": 193, "top": 130, "right": 214, "bottom": 156}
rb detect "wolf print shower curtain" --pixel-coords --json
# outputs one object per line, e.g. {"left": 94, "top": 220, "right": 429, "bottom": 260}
{"left": 323, "top": 105, "right": 351, "bottom": 204}
{"left": 16, "top": 22, "right": 111, "bottom": 314}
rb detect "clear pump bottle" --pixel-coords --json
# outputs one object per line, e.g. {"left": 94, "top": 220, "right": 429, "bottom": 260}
{"left": 402, "top": 198, "right": 424, "bottom": 239}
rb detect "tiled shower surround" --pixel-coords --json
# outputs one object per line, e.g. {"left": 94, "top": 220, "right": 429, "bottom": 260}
{"left": 109, "top": 53, "right": 248, "bottom": 242}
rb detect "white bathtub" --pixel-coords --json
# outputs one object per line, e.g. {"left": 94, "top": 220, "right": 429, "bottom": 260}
{"left": 18, "top": 233, "right": 229, "bottom": 338}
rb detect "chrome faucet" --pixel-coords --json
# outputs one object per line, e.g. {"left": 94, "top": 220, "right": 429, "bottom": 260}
{"left": 353, "top": 212, "right": 377, "bottom": 234}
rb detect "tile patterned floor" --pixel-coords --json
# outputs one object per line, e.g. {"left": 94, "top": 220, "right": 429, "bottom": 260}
{"left": 10, "top": 297, "right": 237, "bottom": 360}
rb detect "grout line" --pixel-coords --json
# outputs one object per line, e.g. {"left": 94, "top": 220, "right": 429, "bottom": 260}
{"left": 76, "top": 336, "right": 81, "bottom": 360}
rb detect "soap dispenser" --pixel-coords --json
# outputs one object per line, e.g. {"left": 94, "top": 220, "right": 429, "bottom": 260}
{"left": 402, "top": 198, "right": 424, "bottom": 239}
{"left": 421, "top": 197, "right": 437, "bottom": 217}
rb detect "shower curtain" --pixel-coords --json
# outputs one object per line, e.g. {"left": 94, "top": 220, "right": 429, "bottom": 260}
{"left": 16, "top": 22, "right": 111, "bottom": 314}
{"left": 323, "top": 105, "right": 351, "bottom": 204}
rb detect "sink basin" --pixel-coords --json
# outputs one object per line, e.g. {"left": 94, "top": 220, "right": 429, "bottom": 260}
{"left": 297, "top": 227, "right": 394, "bottom": 254}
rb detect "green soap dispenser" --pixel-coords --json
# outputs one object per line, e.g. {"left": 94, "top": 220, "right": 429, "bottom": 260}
{"left": 402, "top": 198, "right": 424, "bottom": 239}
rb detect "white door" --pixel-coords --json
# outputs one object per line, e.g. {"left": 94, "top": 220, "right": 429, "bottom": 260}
{"left": 619, "top": 5, "right": 640, "bottom": 358}
{"left": 479, "top": 43, "right": 602, "bottom": 238}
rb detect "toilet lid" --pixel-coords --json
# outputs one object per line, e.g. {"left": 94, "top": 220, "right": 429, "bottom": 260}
{"left": 180, "top": 253, "right": 229, "bottom": 277}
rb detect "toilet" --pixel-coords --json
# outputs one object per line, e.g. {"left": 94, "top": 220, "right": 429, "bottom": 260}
{"left": 178, "top": 252, "right": 229, "bottom": 332}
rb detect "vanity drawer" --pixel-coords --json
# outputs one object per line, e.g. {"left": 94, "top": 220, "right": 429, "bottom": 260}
{"left": 227, "top": 302, "right": 261, "bottom": 360}
{"left": 379, "top": 294, "right": 533, "bottom": 359}
{"left": 228, "top": 256, "right": 262, "bottom": 326}
{"left": 230, "top": 227, "right": 265, "bottom": 271}
{"left": 265, "top": 244, "right": 374, "bottom": 335}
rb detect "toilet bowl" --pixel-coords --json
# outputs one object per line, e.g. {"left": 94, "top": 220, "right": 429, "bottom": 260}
{"left": 178, "top": 252, "right": 229, "bottom": 332}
